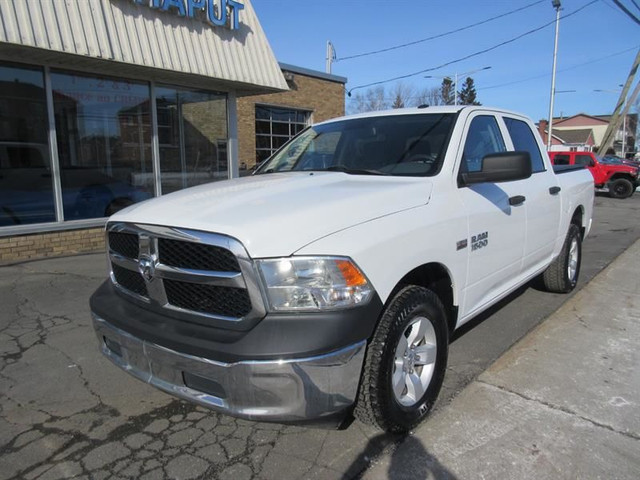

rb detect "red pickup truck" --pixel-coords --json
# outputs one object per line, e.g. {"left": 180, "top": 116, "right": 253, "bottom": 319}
{"left": 549, "top": 151, "right": 639, "bottom": 199}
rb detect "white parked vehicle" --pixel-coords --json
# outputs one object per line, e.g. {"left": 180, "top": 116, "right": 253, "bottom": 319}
{"left": 91, "top": 106, "right": 594, "bottom": 432}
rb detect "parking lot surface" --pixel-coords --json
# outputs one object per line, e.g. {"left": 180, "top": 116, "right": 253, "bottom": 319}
{"left": 1, "top": 193, "right": 639, "bottom": 480}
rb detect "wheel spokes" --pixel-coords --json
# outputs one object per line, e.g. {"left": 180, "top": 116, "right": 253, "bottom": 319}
{"left": 406, "top": 317, "right": 428, "bottom": 346}
{"left": 392, "top": 368, "right": 406, "bottom": 398}
{"left": 413, "top": 343, "right": 437, "bottom": 366}
{"left": 405, "top": 372, "right": 425, "bottom": 402}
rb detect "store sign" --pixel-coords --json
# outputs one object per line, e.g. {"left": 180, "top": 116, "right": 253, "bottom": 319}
{"left": 132, "top": 0, "right": 244, "bottom": 30}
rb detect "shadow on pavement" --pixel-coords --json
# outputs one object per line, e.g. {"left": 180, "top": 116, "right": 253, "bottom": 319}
{"left": 342, "top": 433, "right": 457, "bottom": 480}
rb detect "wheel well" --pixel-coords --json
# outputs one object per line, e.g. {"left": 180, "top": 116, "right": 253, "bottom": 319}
{"left": 571, "top": 207, "right": 585, "bottom": 239}
{"left": 390, "top": 263, "right": 457, "bottom": 333}
{"left": 608, "top": 174, "right": 634, "bottom": 183}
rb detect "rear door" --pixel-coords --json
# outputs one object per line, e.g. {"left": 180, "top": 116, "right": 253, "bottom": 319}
{"left": 502, "top": 115, "right": 561, "bottom": 275}
{"left": 456, "top": 113, "right": 527, "bottom": 320}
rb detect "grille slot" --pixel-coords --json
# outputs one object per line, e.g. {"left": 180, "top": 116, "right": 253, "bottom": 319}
{"left": 112, "top": 264, "right": 148, "bottom": 298}
{"left": 164, "top": 279, "right": 251, "bottom": 318}
{"left": 109, "top": 232, "right": 139, "bottom": 259}
{"left": 158, "top": 238, "right": 240, "bottom": 272}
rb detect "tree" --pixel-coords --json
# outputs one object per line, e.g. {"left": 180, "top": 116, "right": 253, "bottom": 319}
{"left": 391, "top": 82, "right": 415, "bottom": 109}
{"left": 457, "top": 77, "right": 481, "bottom": 105}
{"left": 414, "top": 87, "right": 444, "bottom": 106}
{"left": 440, "top": 78, "right": 454, "bottom": 105}
{"left": 348, "top": 86, "right": 389, "bottom": 114}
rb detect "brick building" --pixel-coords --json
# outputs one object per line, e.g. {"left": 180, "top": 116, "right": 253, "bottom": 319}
{"left": 0, "top": 1, "right": 346, "bottom": 263}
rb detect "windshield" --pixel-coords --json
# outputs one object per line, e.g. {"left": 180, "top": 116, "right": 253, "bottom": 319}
{"left": 254, "top": 113, "right": 455, "bottom": 176}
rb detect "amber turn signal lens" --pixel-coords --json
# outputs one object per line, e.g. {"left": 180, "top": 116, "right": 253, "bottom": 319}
{"left": 335, "top": 260, "right": 368, "bottom": 287}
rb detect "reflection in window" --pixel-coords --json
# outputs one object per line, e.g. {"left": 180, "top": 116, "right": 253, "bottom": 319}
{"left": 156, "top": 87, "right": 228, "bottom": 194}
{"left": 255, "top": 106, "right": 310, "bottom": 165}
{"left": 504, "top": 117, "right": 545, "bottom": 172}
{"left": 0, "top": 63, "right": 54, "bottom": 226}
{"left": 51, "top": 71, "right": 153, "bottom": 220}
{"left": 461, "top": 116, "right": 506, "bottom": 173}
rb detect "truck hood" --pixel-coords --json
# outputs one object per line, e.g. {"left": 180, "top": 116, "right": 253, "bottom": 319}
{"left": 111, "top": 172, "right": 433, "bottom": 257}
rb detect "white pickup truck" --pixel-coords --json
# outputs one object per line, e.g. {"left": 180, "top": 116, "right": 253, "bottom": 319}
{"left": 91, "top": 106, "right": 594, "bottom": 433}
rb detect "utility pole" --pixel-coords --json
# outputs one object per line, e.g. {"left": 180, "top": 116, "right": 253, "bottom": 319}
{"left": 597, "top": 48, "right": 640, "bottom": 156}
{"left": 326, "top": 41, "right": 335, "bottom": 74}
{"left": 547, "top": 0, "right": 562, "bottom": 150}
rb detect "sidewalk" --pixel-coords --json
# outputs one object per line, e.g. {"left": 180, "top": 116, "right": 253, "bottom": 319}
{"left": 363, "top": 239, "right": 640, "bottom": 480}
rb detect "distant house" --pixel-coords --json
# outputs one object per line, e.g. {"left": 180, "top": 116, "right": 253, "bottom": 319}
{"left": 536, "top": 113, "right": 637, "bottom": 156}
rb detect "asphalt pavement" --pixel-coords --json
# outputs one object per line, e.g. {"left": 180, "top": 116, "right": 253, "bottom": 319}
{"left": 1, "top": 193, "right": 639, "bottom": 480}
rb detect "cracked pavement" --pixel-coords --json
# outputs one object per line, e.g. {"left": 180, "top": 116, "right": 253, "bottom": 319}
{"left": 1, "top": 194, "right": 639, "bottom": 479}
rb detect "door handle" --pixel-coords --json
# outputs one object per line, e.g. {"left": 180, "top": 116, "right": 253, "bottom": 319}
{"left": 509, "top": 195, "right": 526, "bottom": 206}
{"left": 549, "top": 186, "right": 561, "bottom": 195}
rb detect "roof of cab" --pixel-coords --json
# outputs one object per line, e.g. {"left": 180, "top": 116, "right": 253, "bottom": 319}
{"left": 314, "top": 105, "right": 531, "bottom": 126}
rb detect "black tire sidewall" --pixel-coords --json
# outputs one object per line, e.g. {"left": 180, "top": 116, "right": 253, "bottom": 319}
{"left": 376, "top": 287, "right": 448, "bottom": 431}
{"left": 610, "top": 178, "right": 633, "bottom": 199}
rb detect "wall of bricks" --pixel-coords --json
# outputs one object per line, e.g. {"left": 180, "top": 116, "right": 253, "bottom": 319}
{"left": 0, "top": 228, "right": 105, "bottom": 264}
{"left": 237, "top": 72, "right": 345, "bottom": 169}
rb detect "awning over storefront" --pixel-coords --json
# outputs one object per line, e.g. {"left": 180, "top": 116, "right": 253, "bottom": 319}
{"left": 0, "top": 0, "right": 288, "bottom": 94}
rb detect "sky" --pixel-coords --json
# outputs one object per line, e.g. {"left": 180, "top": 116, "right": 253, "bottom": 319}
{"left": 252, "top": 0, "right": 640, "bottom": 122}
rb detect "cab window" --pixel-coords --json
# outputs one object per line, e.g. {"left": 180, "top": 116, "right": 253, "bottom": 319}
{"left": 504, "top": 117, "right": 545, "bottom": 172}
{"left": 553, "top": 154, "right": 570, "bottom": 165}
{"left": 461, "top": 115, "right": 506, "bottom": 173}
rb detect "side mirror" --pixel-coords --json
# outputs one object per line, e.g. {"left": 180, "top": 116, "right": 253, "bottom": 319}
{"left": 589, "top": 159, "right": 595, "bottom": 167}
{"left": 461, "top": 151, "right": 532, "bottom": 186}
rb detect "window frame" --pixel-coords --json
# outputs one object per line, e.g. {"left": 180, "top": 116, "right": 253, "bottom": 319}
{"left": 254, "top": 104, "right": 312, "bottom": 164}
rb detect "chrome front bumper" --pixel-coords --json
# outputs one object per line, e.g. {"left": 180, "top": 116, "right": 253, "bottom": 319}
{"left": 92, "top": 314, "right": 366, "bottom": 424}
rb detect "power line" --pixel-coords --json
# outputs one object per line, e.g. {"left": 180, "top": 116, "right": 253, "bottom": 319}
{"left": 478, "top": 45, "right": 640, "bottom": 91}
{"left": 347, "top": 0, "right": 598, "bottom": 96}
{"left": 611, "top": 0, "right": 640, "bottom": 24}
{"left": 337, "top": 0, "right": 545, "bottom": 62}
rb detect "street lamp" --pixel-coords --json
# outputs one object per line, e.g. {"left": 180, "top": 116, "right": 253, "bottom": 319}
{"left": 547, "top": 0, "right": 562, "bottom": 150}
{"left": 425, "top": 66, "right": 492, "bottom": 105}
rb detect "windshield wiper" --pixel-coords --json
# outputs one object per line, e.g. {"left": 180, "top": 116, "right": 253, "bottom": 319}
{"left": 325, "top": 165, "right": 387, "bottom": 176}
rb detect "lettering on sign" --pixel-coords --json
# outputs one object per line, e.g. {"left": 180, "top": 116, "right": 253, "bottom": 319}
{"left": 132, "top": 0, "right": 244, "bottom": 30}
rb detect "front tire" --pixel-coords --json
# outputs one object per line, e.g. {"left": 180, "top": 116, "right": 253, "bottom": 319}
{"left": 354, "top": 286, "right": 448, "bottom": 433}
{"left": 609, "top": 178, "right": 634, "bottom": 199}
{"left": 542, "top": 223, "right": 581, "bottom": 293}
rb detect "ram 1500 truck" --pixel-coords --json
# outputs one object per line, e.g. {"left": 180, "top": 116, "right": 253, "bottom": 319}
{"left": 91, "top": 106, "right": 594, "bottom": 433}
{"left": 549, "top": 150, "right": 639, "bottom": 198}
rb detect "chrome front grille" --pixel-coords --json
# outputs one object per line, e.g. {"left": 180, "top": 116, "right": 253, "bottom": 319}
{"left": 107, "top": 224, "right": 265, "bottom": 322}
{"left": 157, "top": 238, "right": 240, "bottom": 271}
{"left": 163, "top": 279, "right": 252, "bottom": 318}
{"left": 108, "top": 232, "right": 139, "bottom": 259}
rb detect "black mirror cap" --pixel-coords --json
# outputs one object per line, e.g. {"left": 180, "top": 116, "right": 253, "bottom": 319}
{"left": 461, "top": 151, "right": 532, "bottom": 186}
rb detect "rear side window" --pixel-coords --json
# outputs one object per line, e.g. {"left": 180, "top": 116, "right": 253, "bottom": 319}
{"left": 553, "top": 154, "right": 570, "bottom": 165}
{"left": 504, "top": 118, "right": 545, "bottom": 173}
{"left": 461, "top": 115, "right": 506, "bottom": 173}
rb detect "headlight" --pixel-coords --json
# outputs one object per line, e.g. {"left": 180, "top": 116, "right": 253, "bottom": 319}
{"left": 256, "top": 257, "right": 373, "bottom": 311}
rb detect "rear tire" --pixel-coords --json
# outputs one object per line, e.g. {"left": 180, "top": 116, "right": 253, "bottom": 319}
{"left": 609, "top": 178, "right": 634, "bottom": 199}
{"left": 542, "top": 223, "right": 581, "bottom": 293}
{"left": 354, "top": 286, "right": 448, "bottom": 433}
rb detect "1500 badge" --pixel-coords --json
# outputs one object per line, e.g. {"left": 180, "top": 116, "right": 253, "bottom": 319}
{"left": 471, "top": 231, "right": 489, "bottom": 251}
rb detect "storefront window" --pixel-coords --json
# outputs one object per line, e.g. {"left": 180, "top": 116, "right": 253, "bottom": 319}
{"left": 51, "top": 71, "right": 153, "bottom": 221}
{"left": 156, "top": 87, "right": 228, "bottom": 194}
{"left": 255, "top": 106, "right": 310, "bottom": 164}
{"left": 0, "top": 64, "right": 54, "bottom": 227}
